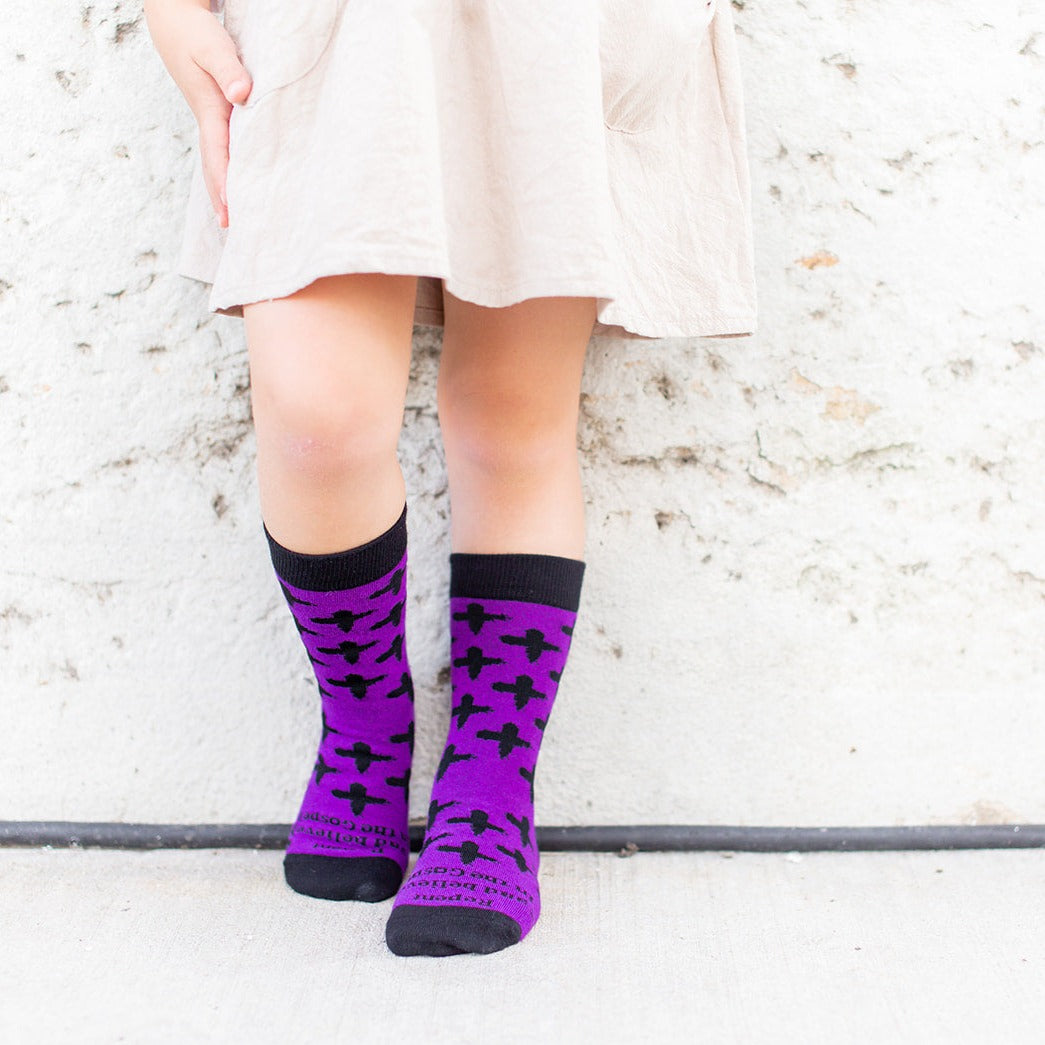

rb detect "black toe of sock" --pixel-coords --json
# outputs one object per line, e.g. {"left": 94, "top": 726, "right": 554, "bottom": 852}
{"left": 385, "top": 904, "right": 522, "bottom": 956}
{"left": 283, "top": 854, "right": 403, "bottom": 902}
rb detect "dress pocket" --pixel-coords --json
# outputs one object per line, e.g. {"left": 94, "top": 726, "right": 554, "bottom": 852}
{"left": 599, "top": 0, "right": 716, "bottom": 135}
{"left": 224, "top": 0, "right": 341, "bottom": 106}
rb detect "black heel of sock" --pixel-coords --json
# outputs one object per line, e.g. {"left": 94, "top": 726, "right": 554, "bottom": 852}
{"left": 385, "top": 904, "right": 522, "bottom": 956}
{"left": 284, "top": 853, "right": 404, "bottom": 903}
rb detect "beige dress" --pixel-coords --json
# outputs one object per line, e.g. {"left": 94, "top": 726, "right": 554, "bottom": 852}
{"left": 178, "top": 0, "right": 757, "bottom": 340}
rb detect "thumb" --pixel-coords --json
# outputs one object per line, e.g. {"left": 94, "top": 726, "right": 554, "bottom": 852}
{"left": 221, "top": 70, "right": 253, "bottom": 106}
{"left": 197, "top": 20, "right": 253, "bottom": 105}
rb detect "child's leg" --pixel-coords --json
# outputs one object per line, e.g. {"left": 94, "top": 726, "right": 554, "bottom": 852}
{"left": 433, "top": 292, "right": 596, "bottom": 559}
{"left": 245, "top": 273, "right": 418, "bottom": 901}
{"left": 386, "top": 292, "right": 596, "bottom": 954}
{"left": 246, "top": 273, "right": 417, "bottom": 553}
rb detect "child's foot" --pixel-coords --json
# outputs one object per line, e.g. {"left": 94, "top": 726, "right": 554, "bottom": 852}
{"left": 386, "top": 552, "right": 583, "bottom": 953}
{"left": 267, "top": 508, "right": 414, "bottom": 902}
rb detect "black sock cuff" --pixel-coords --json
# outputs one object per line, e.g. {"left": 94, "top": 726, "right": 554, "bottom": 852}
{"left": 449, "top": 552, "right": 585, "bottom": 612}
{"left": 264, "top": 504, "right": 407, "bottom": 592}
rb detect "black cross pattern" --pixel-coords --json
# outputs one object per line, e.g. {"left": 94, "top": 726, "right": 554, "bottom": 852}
{"left": 454, "top": 645, "right": 505, "bottom": 681}
{"left": 496, "top": 845, "right": 531, "bottom": 874}
{"left": 320, "top": 710, "right": 341, "bottom": 742}
{"left": 371, "top": 600, "right": 404, "bottom": 631}
{"left": 317, "top": 638, "right": 377, "bottom": 665}
{"left": 389, "top": 721, "right": 414, "bottom": 753}
{"left": 475, "top": 722, "right": 531, "bottom": 759}
{"left": 506, "top": 812, "right": 532, "bottom": 849}
{"left": 420, "top": 830, "right": 450, "bottom": 854}
{"left": 386, "top": 672, "right": 414, "bottom": 702}
{"left": 519, "top": 766, "right": 535, "bottom": 804}
{"left": 334, "top": 741, "right": 393, "bottom": 774}
{"left": 369, "top": 568, "right": 404, "bottom": 599}
{"left": 279, "top": 581, "right": 313, "bottom": 608}
{"left": 453, "top": 602, "right": 508, "bottom": 636}
{"left": 491, "top": 674, "right": 547, "bottom": 711}
{"left": 435, "top": 744, "right": 474, "bottom": 781}
{"left": 327, "top": 672, "right": 387, "bottom": 700}
{"left": 331, "top": 782, "right": 388, "bottom": 815}
{"left": 293, "top": 617, "right": 318, "bottom": 638}
{"left": 436, "top": 840, "right": 495, "bottom": 865}
{"left": 427, "top": 798, "right": 455, "bottom": 831}
{"left": 499, "top": 628, "right": 560, "bottom": 664}
{"left": 310, "top": 608, "right": 374, "bottom": 633}
{"left": 385, "top": 769, "right": 411, "bottom": 795}
{"left": 447, "top": 809, "right": 505, "bottom": 836}
{"left": 313, "top": 753, "right": 337, "bottom": 785}
{"left": 375, "top": 633, "right": 404, "bottom": 664}
{"left": 451, "top": 693, "right": 493, "bottom": 729}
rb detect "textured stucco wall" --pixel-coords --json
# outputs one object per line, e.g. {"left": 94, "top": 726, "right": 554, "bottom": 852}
{"left": 2, "top": 1, "right": 1043, "bottom": 827}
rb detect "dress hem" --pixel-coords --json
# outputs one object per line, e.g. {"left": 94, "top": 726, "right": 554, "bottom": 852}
{"left": 179, "top": 255, "right": 756, "bottom": 342}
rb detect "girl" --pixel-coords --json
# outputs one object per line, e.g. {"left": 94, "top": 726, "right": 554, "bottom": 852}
{"left": 144, "top": 0, "right": 756, "bottom": 957}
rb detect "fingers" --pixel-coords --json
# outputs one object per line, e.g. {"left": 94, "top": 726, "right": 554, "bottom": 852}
{"left": 144, "top": 1, "right": 253, "bottom": 227}
{"left": 193, "top": 25, "right": 253, "bottom": 108}
{"left": 198, "top": 104, "right": 232, "bottom": 229}
{"left": 189, "top": 11, "right": 251, "bottom": 227}
{"left": 146, "top": 5, "right": 251, "bottom": 113}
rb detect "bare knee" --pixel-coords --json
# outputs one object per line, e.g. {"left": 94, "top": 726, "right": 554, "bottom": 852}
{"left": 437, "top": 379, "right": 577, "bottom": 480}
{"left": 244, "top": 274, "right": 415, "bottom": 486}
{"left": 253, "top": 365, "right": 403, "bottom": 484}
{"left": 262, "top": 396, "right": 401, "bottom": 484}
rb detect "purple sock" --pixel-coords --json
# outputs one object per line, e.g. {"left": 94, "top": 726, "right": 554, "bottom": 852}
{"left": 386, "top": 551, "right": 584, "bottom": 955}
{"left": 267, "top": 506, "right": 414, "bottom": 902}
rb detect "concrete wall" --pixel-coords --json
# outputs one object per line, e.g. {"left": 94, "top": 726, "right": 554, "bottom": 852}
{"left": 2, "top": 0, "right": 1043, "bottom": 827}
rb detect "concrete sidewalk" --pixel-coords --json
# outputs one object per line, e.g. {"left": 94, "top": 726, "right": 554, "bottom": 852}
{"left": 2, "top": 848, "right": 1042, "bottom": 1043}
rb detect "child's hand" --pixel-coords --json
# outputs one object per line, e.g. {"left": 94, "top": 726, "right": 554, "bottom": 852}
{"left": 144, "top": 0, "right": 253, "bottom": 229}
